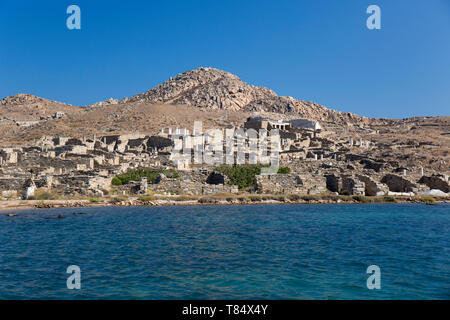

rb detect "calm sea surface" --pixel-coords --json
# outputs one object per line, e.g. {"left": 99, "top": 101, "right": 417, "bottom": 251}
{"left": 0, "top": 204, "right": 448, "bottom": 299}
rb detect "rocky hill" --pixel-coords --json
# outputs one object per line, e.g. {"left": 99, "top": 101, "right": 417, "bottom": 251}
{"left": 0, "top": 69, "right": 448, "bottom": 175}
{"left": 123, "top": 67, "right": 365, "bottom": 123}
{"left": 0, "top": 94, "right": 81, "bottom": 121}
{"left": 1, "top": 68, "right": 368, "bottom": 125}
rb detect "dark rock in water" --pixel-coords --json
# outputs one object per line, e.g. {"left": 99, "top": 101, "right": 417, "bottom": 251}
{"left": 57, "top": 214, "right": 64, "bottom": 219}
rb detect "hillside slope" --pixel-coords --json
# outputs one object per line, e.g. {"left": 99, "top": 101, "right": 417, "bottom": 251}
{"left": 122, "top": 67, "right": 365, "bottom": 123}
{"left": 0, "top": 94, "right": 81, "bottom": 121}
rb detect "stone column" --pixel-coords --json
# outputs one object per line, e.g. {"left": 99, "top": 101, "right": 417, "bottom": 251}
{"left": 140, "top": 177, "right": 148, "bottom": 194}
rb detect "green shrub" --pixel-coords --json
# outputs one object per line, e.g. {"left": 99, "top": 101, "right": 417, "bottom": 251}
{"left": 111, "top": 177, "right": 122, "bottom": 186}
{"left": 174, "top": 195, "right": 197, "bottom": 201}
{"left": 198, "top": 197, "right": 217, "bottom": 204}
{"left": 352, "top": 195, "right": 373, "bottom": 203}
{"left": 89, "top": 198, "right": 100, "bottom": 203}
{"left": 383, "top": 196, "right": 397, "bottom": 203}
{"left": 214, "top": 164, "right": 262, "bottom": 189}
{"left": 277, "top": 167, "right": 291, "bottom": 174}
{"left": 214, "top": 164, "right": 290, "bottom": 190}
{"left": 301, "top": 195, "right": 315, "bottom": 201}
{"left": 138, "top": 194, "right": 156, "bottom": 202}
{"left": 421, "top": 196, "right": 435, "bottom": 205}
{"left": 248, "top": 195, "right": 262, "bottom": 202}
{"left": 287, "top": 194, "right": 302, "bottom": 201}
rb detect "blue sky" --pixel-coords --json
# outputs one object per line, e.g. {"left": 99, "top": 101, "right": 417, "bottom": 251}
{"left": 0, "top": 0, "right": 449, "bottom": 118}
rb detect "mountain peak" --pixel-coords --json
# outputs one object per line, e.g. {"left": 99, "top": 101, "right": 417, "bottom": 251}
{"left": 120, "top": 67, "right": 364, "bottom": 123}
{"left": 123, "top": 67, "right": 278, "bottom": 111}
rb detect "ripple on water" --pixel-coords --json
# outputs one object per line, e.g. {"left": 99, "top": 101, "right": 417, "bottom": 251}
{"left": 0, "top": 204, "right": 448, "bottom": 299}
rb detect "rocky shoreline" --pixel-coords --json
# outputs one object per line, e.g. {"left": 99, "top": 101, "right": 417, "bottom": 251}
{"left": 1, "top": 195, "right": 448, "bottom": 213}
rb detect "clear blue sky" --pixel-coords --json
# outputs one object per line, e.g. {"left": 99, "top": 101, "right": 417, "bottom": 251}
{"left": 1, "top": 0, "right": 449, "bottom": 118}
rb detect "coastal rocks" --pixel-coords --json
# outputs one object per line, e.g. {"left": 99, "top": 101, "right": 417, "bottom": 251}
{"left": 35, "top": 202, "right": 52, "bottom": 208}
{"left": 33, "top": 201, "right": 88, "bottom": 209}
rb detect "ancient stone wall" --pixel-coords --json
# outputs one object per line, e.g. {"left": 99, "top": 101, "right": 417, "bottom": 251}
{"left": 381, "top": 174, "right": 417, "bottom": 193}
{"left": 418, "top": 175, "right": 449, "bottom": 193}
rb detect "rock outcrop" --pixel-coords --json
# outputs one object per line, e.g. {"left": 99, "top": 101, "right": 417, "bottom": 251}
{"left": 0, "top": 94, "right": 80, "bottom": 121}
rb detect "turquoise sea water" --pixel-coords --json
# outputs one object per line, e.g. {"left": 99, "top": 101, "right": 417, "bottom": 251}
{"left": 0, "top": 204, "right": 448, "bottom": 299}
